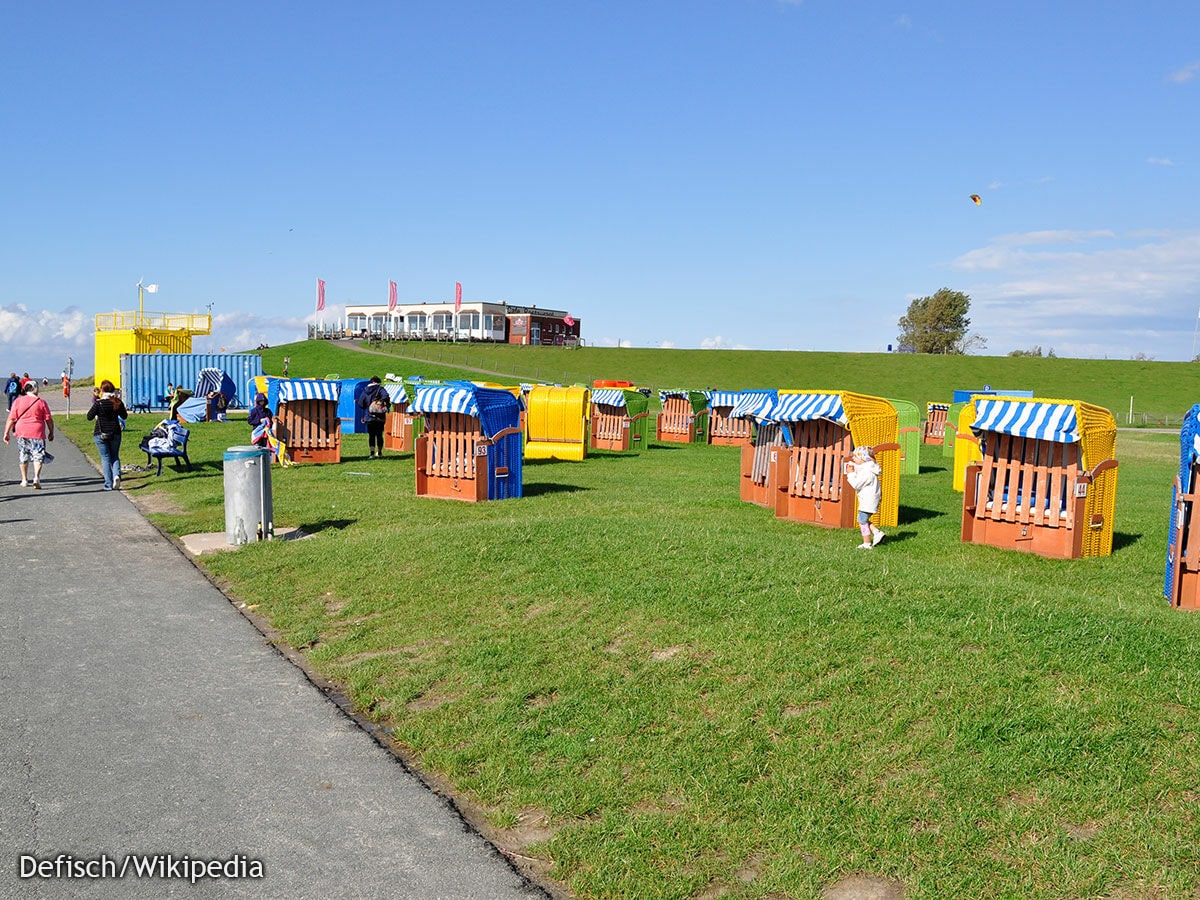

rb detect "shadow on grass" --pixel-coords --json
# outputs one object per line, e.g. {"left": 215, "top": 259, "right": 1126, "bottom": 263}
{"left": 874, "top": 530, "right": 919, "bottom": 545}
{"left": 522, "top": 482, "right": 591, "bottom": 497}
{"left": 898, "top": 505, "right": 946, "bottom": 525}
{"left": 297, "top": 518, "right": 356, "bottom": 534}
{"left": 1112, "top": 531, "right": 1141, "bottom": 552}
{"left": 919, "top": 464, "right": 950, "bottom": 474}
{"left": 526, "top": 453, "right": 643, "bottom": 465}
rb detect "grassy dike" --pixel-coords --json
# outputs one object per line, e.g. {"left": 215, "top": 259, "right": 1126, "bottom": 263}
{"left": 60, "top": 342, "right": 1200, "bottom": 898}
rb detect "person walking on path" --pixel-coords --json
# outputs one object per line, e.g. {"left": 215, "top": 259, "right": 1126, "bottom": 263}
{"left": 87, "top": 379, "right": 128, "bottom": 490}
{"left": 3, "top": 380, "right": 54, "bottom": 488}
{"left": 4, "top": 372, "right": 19, "bottom": 410}
{"left": 359, "top": 375, "right": 390, "bottom": 458}
{"left": 845, "top": 445, "right": 886, "bottom": 549}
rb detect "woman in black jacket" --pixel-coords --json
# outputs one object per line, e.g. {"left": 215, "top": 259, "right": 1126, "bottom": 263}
{"left": 358, "top": 376, "right": 391, "bottom": 458}
{"left": 87, "top": 379, "right": 128, "bottom": 490}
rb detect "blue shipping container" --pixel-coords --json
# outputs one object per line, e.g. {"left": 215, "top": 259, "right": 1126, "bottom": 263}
{"left": 120, "top": 353, "right": 264, "bottom": 411}
{"left": 951, "top": 388, "right": 1035, "bottom": 403}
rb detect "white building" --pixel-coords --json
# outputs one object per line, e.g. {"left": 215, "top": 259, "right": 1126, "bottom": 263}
{"left": 343, "top": 301, "right": 510, "bottom": 342}
{"left": 341, "top": 301, "right": 582, "bottom": 345}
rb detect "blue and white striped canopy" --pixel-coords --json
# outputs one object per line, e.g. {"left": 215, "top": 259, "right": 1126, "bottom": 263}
{"left": 196, "top": 367, "right": 223, "bottom": 397}
{"left": 410, "top": 384, "right": 480, "bottom": 418}
{"left": 708, "top": 391, "right": 741, "bottom": 409}
{"left": 773, "top": 392, "right": 848, "bottom": 425}
{"left": 278, "top": 379, "right": 340, "bottom": 402}
{"left": 658, "top": 389, "right": 691, "bottom": 402}
{"left": 384, "top": 385, "right": 410, "bottom": 405}
{"left": 729, "top": 391, "right": 778, "bottom": 421}
{"left": 592, "top": 389, "right": 627, "bottom": 408}
{"left": 927, "top": 402, "right": 949, "bottom": 412}
{"left": 972, "top": 398, "right": 1080, "bottom": 443}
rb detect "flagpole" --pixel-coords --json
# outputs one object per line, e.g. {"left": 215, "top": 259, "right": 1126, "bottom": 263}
{"left": 1193, "top": 306, "right": 1199, "bottom": 361}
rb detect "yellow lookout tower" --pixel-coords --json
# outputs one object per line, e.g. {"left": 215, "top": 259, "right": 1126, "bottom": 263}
{"left": 94, "top": 282, "right": 212, "bottom": 388}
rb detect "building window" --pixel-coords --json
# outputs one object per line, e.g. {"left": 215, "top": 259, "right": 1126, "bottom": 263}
{"left": 407, "top": 313, "right": 427, "bottom": 332}
{"left": 432, "top": 312, "right": 453, "bottom": 331}
{"left": 458, "top": 312, "right": 479, "bottom": 331}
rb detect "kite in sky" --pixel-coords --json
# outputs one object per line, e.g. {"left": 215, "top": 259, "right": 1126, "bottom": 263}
{"left": 969, "top": 194, "right": 982, "bottom": 206}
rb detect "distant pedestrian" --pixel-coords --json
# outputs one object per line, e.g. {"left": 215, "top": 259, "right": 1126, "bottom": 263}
{"left": 87, "top": 379, "right": 129, "bottom": 491}
{"left": 845, "top": 445, "right": 885, "bottom": 549}
{"left": 4, "top": 372, "right": 19, "bottom": 410}
{"left": 4, "top": 380, "right": 55, "bottom": 489}
{"left": 358, "top": 376, "right": 390, "bottom": 458}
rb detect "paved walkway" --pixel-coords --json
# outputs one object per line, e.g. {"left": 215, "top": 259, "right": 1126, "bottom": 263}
{"left": 1, "top": 390, "right": 548, "bottom": 898}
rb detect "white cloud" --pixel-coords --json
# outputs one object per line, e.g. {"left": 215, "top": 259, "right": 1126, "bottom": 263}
{"left": 0, "top": 303, "right": 311, "bottom": 378}
{"left": 700, "top": 335, "right": 749, "bottom": 350}
{"left": 1168, "top": 61, "right": 1200, "bottom": 84}
{"left": 951, "top": 229, "right": 1200, "bottom": 358}
{"left": 895, "top": 14, "right": 912, "bottom": 28}
{"left": 1146, "top": 156, "right": 1177, "bottom": 166}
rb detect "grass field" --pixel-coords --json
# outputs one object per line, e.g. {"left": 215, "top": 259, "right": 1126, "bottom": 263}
{"left": 62, "top": 342, "right": 1200, "bottom": 898}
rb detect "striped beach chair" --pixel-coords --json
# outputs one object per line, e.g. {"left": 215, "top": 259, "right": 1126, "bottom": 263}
{"left": 410, "top": 382, "right": 524, "bottom": 501}
{"left": 961, "top": 396, "right": 1118, "bottom": 559}
{"left": 732, "top": 391, "right": 785, "bottom": 507}
{"left": 772, "top": 391, "right": 901, "bottom": 530}
{"left": 656, "top": 390, "right": 709, "bottom": 444}
{"left": 274, "top": 379, "right": 342, "bottom": 464}
{"left": 1167, "top": 405, "right": 1200, "bottom": 607}
{"left": 590, "top": 388, "right": 650, "bottom": 452}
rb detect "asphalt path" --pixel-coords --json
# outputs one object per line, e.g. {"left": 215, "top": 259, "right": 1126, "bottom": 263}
{"left": 1, "top": 389, "right": 548, "bottom": 899}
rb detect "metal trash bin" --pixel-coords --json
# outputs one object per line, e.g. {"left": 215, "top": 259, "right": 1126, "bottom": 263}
{"left": 223, "top": 446, "right": 274, "bottom": 545}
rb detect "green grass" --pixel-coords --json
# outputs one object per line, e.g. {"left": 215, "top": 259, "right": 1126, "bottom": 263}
{"left": 61, "top": 343, "right": 1200, "bottom": 898}
{"left": 262, "top": 338, "right": 1200, "bottom": 425}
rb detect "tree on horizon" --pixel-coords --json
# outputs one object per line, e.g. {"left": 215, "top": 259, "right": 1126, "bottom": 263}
{"left": 897, "top": 288, "right": 985, "bottom": 354}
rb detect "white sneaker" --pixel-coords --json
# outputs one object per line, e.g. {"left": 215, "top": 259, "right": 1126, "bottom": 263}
{"left": 32, "top": 481, "right": 41, "bottom": 490}
{"left": 857, "top": 542, "right": 872, "bottom": 549}
{"left": 114, "top": 476, "right": 121, "bottom": 489}
{"left": 871, "top": 529, "right": 885, "bottom": 546}
{"left": 20, "top": 479, "right": 28, "bottom": 487}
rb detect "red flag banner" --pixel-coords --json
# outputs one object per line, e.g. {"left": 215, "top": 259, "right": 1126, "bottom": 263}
{"left": 563, "top": 315, "right": 575, "bottom": 327}
{"left": 388, "top": 280, "right": 398, "bottom": 312}
{"left": 316, "top": 278, "right": 326, "bottom": 312}
{"left": 454, "top": 281, "right": 462, "bottom": 314}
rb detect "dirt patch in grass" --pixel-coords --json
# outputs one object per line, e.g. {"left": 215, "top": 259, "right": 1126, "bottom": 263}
{"left": 127, "top": 490, "right": 187, "bottom": 516}
{"left": 821, "top": 874, "right": 906, "bottom": 899}
{"left": 406, "top": 680, "right": 458, "bottom": 712}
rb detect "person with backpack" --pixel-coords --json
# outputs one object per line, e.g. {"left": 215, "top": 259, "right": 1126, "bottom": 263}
{"left": 358, "top": 376, "right": 391, "bottom": 458}
{"left": 3, "top": 380, "right": 55, "bottom": 488}
{"left": 4, "top": 372, "right": 19, "bottom": 410}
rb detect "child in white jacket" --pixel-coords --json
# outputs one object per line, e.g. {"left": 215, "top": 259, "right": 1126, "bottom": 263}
{"left": 845, "top": 445, "right": 885, "bottom": 549}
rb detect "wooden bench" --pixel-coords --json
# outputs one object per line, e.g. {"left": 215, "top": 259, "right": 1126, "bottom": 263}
{"left": 590, "top": 404, "right": 648, "bottom": 451}
{"left": 141, "top": 428, "right": 191, "bottom": 476}
{"left": 656, "top": 395, "right": 705, "bottom": 444}
{"left": 275, "top": 398, "right": 341, "bottom": 464}
{"left": 415, "top": 411, "right": 522, "bottom": 501}
{"left": 1170, "top": 464, "right": 1200, "bottom": 608}
{"left": 961, "top": 432, "right": 1118, "bottom": 558}
{"left": 384, "top": 400, "right": 417, "bottom": 452}
{"left": 708, "top": 405, "right": 753, "bottom": 446}
{"left": 740, "top": 423, "right": 786, "bottom": 507}
{"left": 774, "top": 420, "right": 856, "bottom": 527}
{"left": 923, "top": 403, "right": 948, "bottom": 445}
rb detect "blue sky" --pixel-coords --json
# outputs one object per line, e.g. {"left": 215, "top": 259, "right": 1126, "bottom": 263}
{"left": 2, "top": 1, "right": 1198, "bottom": 377}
